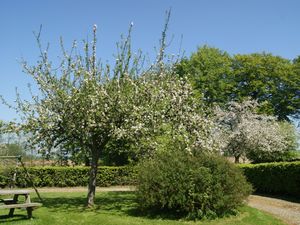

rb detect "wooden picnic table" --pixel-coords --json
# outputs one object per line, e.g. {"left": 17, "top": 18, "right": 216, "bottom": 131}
{"left": 0, "top": 189, "right": 42, "bottom": 219}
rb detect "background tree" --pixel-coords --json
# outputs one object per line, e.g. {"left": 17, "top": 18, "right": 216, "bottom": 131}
{"left": 233, "top": 53, "right": 300, "bottom": 120}
{"left": 0, "top": 143, "right": 26, "bottom": 157}
{"left": 175, "top": 45, "right": 234, "bottom": 104}
{"left": 0, "top": 121, "right": 26, "bottom": 157}
{"left": 215, "top": 100, "right": 296, "bottom": 163}
{"left": 292, "top": 55, "right": 300, "bottom": 120}
{"left": 176, "top": 47, "right": 300, "bottom": 120}
{"left": 245, "top": 121, "right": 298, "bottom": 163}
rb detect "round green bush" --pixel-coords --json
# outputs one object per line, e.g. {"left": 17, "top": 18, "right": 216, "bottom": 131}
{"left": 136, "top": 151, "right": 252, "bottom": 219}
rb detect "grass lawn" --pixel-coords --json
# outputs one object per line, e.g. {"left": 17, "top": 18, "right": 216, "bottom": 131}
{"left": 0, "top": 191, "right": 287, "bottom": 225}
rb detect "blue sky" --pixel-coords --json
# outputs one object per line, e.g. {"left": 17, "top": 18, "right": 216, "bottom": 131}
{"left": 1, "top": 0, "right": 300, "bottom": 121}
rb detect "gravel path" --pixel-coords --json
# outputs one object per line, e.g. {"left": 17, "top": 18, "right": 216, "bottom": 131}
{"left": 248, "top": 195, "right": 300, "bottom": 225}
{"left": 33, "top": 187, "right": 300, "bottom": 224}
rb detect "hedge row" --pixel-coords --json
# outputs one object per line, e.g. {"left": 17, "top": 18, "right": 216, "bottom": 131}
{"left": 0, "top": 166, "right": 137, "bottom": 188}
{"left": 239, "top": 161, "right": 300, "bottom": 197}
{"left": 1, "top": 162, "right": 299, "bottom": 197}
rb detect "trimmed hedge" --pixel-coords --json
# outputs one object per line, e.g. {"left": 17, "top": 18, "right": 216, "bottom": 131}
{"left": 2, "top": 161, "right": 299, "bottom": 198}
{"left": 239, "top": 161, "right": 300, "bottom": 197}
{"left": 0, "top": 166, "right": 137, "bottom": 188}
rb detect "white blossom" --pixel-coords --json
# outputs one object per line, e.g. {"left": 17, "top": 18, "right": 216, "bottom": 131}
{"left": 214, "top": 100, "right": 295, "bottom": 163}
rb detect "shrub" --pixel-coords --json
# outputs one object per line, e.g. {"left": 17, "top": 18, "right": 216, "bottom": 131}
{"left": 0, "top": 166, "right": 137, "bottom": 188}
{"left": 239, "top": 161, "right": 300, "bottom": 197}
{"left": 136, "top": 151, "right": 252, "bottom": 219}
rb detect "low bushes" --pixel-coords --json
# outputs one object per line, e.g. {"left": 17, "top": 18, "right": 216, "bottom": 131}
{"left": 0, "top": 166, "right": 137, "bottom": 188}
{"left": 137, "top": 151, "right": 252, "bottom": 219}
{"left": 239, "top": 161, "right": 300, "bottom": 197}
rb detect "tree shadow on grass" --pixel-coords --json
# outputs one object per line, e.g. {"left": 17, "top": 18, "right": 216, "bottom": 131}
{"left": 38, "top": 195, "right": 87, "bottom": 213}
{"left": 127, "top": 207, "right": 186, "bottom": 220}
{"left": 94, "top": 192, "right": 184, "bottom": 220}
{"left": 38, "top": 191, "right": 183, "bottom": 220}
{"left": 32, "top": 191, "right": 136, "bottom": 213}
{"left": 0, "top": 214, "right": 32, "bottom": 223}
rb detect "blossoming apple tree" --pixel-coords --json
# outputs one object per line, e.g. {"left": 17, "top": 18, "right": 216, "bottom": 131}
{"left": 215, "top": 100, "right": 297, "bottom": 163}
{"left": 3, "top": 23, "right": 217, "bottom": 206}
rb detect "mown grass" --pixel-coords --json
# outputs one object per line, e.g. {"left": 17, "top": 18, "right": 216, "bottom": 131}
{"left": 0, "top": 191, "right": 287, "bottom": 225}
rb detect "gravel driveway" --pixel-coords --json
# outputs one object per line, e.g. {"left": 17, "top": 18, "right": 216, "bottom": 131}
{"left": 248, "top": 195, "right": 300, "bottom": 225}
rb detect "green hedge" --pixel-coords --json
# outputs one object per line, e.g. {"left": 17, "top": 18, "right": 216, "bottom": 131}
{"left": 0, "top": 166, "right": 137, "bottom": 188}
{"left": 239, "top": 161, "right": 300, "bottom": 196}
{"left": 2, "top": 161, "right": 300, "bottom": 197}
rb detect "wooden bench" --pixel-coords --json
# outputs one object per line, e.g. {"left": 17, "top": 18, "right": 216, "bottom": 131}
{"left": 0, "top": 198, "right": 14, "bottom": 204}
{"left": 0, "top": 189, "right": 42, "bottom": 219}
{"left": 0, "top": 203, "right": 42, "bottom": 218}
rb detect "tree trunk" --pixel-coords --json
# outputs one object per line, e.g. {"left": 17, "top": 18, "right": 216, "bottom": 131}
{"left": 234, "top": 155, "right": 240, "bottom": 163}
{"left": 86, "top": 151, "right": 100, "bottom": 207}
{"left": 84, "top": 155, "right": 90, "bottom": 167}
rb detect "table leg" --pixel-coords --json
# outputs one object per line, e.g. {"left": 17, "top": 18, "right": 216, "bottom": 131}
{"left": 25, "top": 194, "right": 31, "bottom": 203}
{"left": 26, "top": 207, "right": 33, "bottom": 219}
{"left": 8, "top": 208, "right": 15, "bottom": 217}
{"left": 8, "top": 194, "right": 19, "bottom": 217}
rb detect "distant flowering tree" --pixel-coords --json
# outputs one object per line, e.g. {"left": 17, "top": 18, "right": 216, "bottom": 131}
{"left": 1, "top": 21, "right": 217, "bottom": 206}
{"left": 214, "top": 100, "right": 296, "bottom": 163}
{"left": 245, "top": 121, "right": 298, "bottom": 163}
